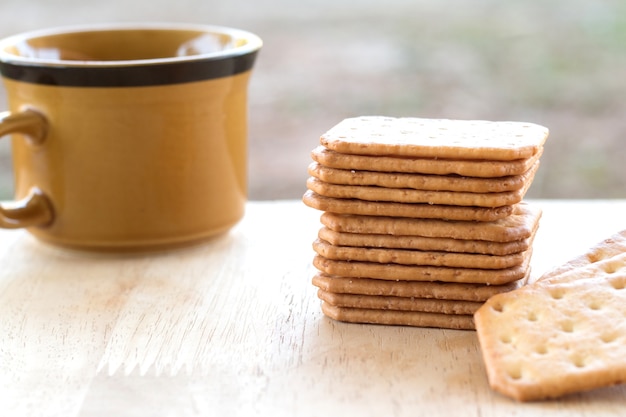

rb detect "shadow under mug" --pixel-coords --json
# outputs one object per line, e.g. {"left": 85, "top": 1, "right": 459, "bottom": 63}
{"left": 0, "top": 23, "right": 261, "bottom": 251}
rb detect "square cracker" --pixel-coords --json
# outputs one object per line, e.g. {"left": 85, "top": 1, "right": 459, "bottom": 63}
{"left": 307, "top": 175, "right": 533, "bottom": 208}
{"left": 537, "top": 252, "right": 626, "bottom": 288}
{"left": 319, "top": 202, "right": 541, "bottom": 242}
{"left": 308, "top": 160, "right": 540, "bottom": 193}
{"left": 474, "top": 259, "right": 626, "bottom": 401}
{"left": 320, "top": 116, "right": 549, "bottom": 161}
{"left": 317, "top": 289, "right": 483, "bottom": 315}
{"left": 303, "top": 190, "right": 514, "bottom": 222}
{"left": 311, "top": 146, "right": 543, "bottom": 178}
{"left": 318, "top": 227, "right": 533, "bottom": 256}
{"left": 313, "top": 250, "right": 531, "bottom": 285}
{"left": 312, "top": 272, "right": 530, "bottom": 302}
{"left": 312, "top": 238, "right": 528, "bottom": 269}
{"left": 538, "top": 229, "right": 626, "bottom": 282}
{"left": 321, "top": 302, "right": 475, "bottom": 330}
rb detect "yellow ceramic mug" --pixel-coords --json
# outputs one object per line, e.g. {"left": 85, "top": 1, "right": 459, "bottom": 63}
{"left": 0, "top": 23, "right": 261, "bottom": 251}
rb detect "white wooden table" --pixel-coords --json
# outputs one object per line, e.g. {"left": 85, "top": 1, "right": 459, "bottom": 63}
{"left": 1, "top": 199, "right": 625, "bottom": 416}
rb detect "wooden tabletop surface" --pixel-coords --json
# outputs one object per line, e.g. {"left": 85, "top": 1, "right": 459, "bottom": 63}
{"left": 1, "top": 199, "right": 626, "bottom": 417}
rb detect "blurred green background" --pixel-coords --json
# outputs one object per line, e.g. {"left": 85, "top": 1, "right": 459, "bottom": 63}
{"left": 1, "top": 0, "right": 625, "bottom": 200}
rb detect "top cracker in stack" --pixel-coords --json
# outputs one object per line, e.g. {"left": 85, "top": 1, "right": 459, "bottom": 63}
{"left": 303, "top": 116, "right": 549, "bottom": 330}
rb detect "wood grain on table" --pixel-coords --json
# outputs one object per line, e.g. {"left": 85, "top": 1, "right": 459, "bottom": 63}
{"left": 1, "top": 200, "right": 625, "bottom": 417}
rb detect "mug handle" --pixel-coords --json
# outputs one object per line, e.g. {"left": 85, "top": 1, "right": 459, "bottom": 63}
{"left": 0, "top": 109, "right": 54, "bottom": 229}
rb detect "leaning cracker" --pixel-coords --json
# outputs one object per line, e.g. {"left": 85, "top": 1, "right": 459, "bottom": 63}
{"left": 320, "top": 116, "right": 549, "bottom": 161}
{"left": 308, "top": 160, "right": 540, "bottom": 193}
{"left": 312, "top": 272, "right": 530, "bottom": 302}
{"left": 313, "top": 252, "right": 531, "bottom": 285}
{"left": 307, "top": 176, "right": 532, "bottom": 208}
{"left": 322, "top": 303, "right": 475, "bottom": 330}
{"left": 318, "top": 227, "right": 533, "bottom": 256}
{"left": 313, "top": 238, "right": 527, "bottom": 269}
{"left": 537, "top": 251, "right": 626, "bottom": 287}
{"left": 538, "top": 229, "right": 626, "bottom": 281}
{"left": 474, "top": 263, "right": 626, "bottom": 401}
{"left": 318, "top": 289, "right": 482, "bottom": 315}
{"left": 303, "top": 190, "right": 513, "bottom": 222}
{"left": 319, "top": 202, "right": 541, "bottom": 242}
{"left": 311, "top": 146, "right": 543, "bottom": 178}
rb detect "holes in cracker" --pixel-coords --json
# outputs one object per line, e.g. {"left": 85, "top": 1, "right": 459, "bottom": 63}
{"left": 505, "top": 365, "right": 523, "bottom": 381}
{"left": 601, "top": 332, "right": 618, "bottom": 344}
{"left": 499, "top": 333, "right": 513, "bottom": 344}
{"left": 587, "top": 251, "right": 604, "bottom": 264}
{"left": 527, "top": 311, "right": 538, "bottom": 322}
{"left": 588, "top": 240, "right": 617, "bottom": 264}
{"left": 549, "top": 287, "right": 566, "bottom": 300}
{"left": 601, "top": 259, "right": 623, "bottom": 274}
{"left": 491, "top": 301, "right": 505, "bottom": 313}
{"left": 534, "top": 344, "right": 548, "bottom": 355}
{"left": 570, "top": 354, "right": 588, "bottom": 369}
{"left": 609, "top": 275, "right": 626, "bottom": 290}
{"left": 560, "top": 320, "right": 575, "bottom": 333}
{"left": 587, "top": 298, "right": 603, "bottom": 311}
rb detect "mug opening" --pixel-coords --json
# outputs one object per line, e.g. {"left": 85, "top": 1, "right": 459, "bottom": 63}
{"left": 10, "top": 31, "right": 236, "bottom": 62}
{"left": 0, "top": 23, "right": 262, "bottom": 67}
{"left": 0, "top": 23, "right": 261, "bottom": 86}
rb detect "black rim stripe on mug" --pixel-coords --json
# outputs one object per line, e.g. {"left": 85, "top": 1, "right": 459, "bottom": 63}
{"left": 0, "top": 51, "right": 258, "bottom": 87}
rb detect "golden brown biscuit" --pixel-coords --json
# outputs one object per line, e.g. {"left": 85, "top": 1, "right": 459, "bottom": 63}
{"left": 538, "top": 229, "right": 626, "bottom": 282}
{"left": 311, "top": 146, "right": 543, "bottom": 178}
{"left": 321, "top": 303, "right": 475, "bottom": 330}
{"left": 303, "top": 190, "right": 514, "bottom": 222}
{"left": 318, "top": 289, "right": 483, "bottom": 314}
{"left": 313, "top": 251, "right": 531, "bottom": 285}
{"left": 475, "top": 257, "right": 626, "bottom": 401}
{"left": 308, "top": 160, "right": 540, "bottom": 193}
{"left": 320, "top": 116, "right": 548, "bottom": 160}
{"left": 318, "top": 227, "right": 533, "bottom": 255}
{"left": 307, "top": 176, "right": 532, "bottom": 208}
{"left": 312, "top": 272, "right": 530, "bottom": 302}
{"left": 312, "top": 238, "right": 527, "bottom": 269}
{"left": 319, "top": 202, "right": 541, "bottom": 242}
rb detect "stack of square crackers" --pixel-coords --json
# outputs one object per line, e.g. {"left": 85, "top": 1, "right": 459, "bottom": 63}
{"left": 303, "top": 116, "right": 549, "bottom": 330}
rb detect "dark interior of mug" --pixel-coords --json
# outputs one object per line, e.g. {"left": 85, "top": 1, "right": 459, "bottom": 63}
{"left": 7, "top": 29, "right": 238, "bottom": 62}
